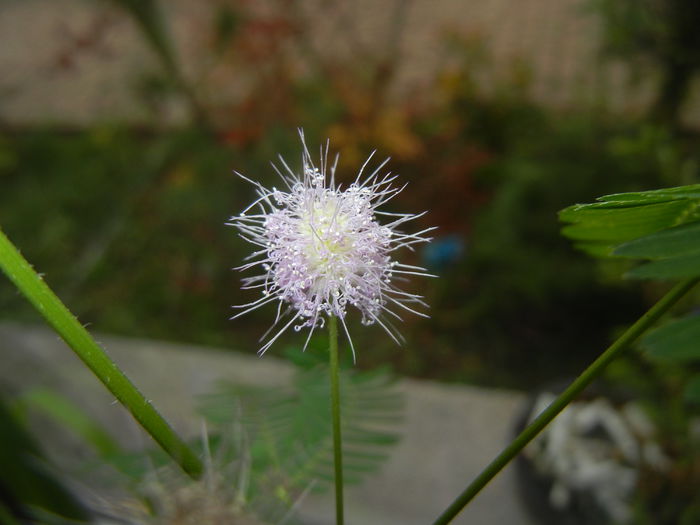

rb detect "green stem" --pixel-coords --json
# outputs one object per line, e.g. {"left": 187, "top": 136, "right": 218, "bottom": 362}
{"left": 328, "top": 315, "right": 344, "bottom": 525}
{"left": 0, "top": 228, "right": 203, "bottom": 479}
{"left": 433, "top": 277, "right": 699, "bottom": 525}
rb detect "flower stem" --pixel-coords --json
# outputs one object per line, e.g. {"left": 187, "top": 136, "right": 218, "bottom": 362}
{"left": 433, "top": 277, "right": 699, "bottom": 525}
{"left": 328, "top": 315, "right": 344, "bottom": 525}
{"left": 0, "top": 228, "right": 203, "bottom": 479}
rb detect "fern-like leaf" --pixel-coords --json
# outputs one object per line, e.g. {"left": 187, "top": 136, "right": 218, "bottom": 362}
{"left": 559, "top": 184, "right": 700, "bottom": 279}
{"left": 198, "top": 348, "right": 403, "bottom": 507}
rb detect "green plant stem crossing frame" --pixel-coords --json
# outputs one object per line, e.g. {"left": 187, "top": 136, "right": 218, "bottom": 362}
{"left": 433, "top": 276, "right": 699, "bottom": 524}
{"left": 328, "top": 315, "right": 345, "bottom": 525}
{"left": 0, "top": 228, "right": 203, "bottom": 479}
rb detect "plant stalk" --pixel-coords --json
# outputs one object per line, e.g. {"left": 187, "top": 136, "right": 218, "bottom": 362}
{"left": 328, "top": 315, "right": 344, "bottom": 525}
{"left": 0, "top": 228, "right": 203, "bottom": 479}
{"left": 433, "top": 277, "right": 699, "bottom": 525}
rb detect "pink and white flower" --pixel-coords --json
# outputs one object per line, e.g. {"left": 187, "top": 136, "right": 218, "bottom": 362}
{"left": 228, "top": 131, "right": 434, "bottom": 358}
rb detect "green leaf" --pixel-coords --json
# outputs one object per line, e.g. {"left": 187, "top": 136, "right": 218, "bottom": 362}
{"left": 596, "top": 184, "right": 700, "bottom": 204}
{"left": 19, "top": 388, "right": 121, "bottom": 457}
{"left": 560, "top": 185, "right": 700, "bottom": 280}
{"left": 626, "top": 252, "right": 700, "bottom": 279}
{"left": 560, "top": 200, "right": 697, "bottom": 246}
{"left": 0, "top": 398, "right": 91, "bottom": 522}
{"left": 640, "top": 315, "right": 700, "bottom": 362}
{"left": 570, "top": 240, "right": 617, "bottom": 257}
{"left": 197, "top": 360, "right": 403, "bottom": 497}
{"left": 615, "top": 221, "right": 700, "bottom": 259}
{"left": 612, "top": 221, "right": 700, "bottom": 279}
{"left": 684, "top": 375, "right": 700, "bottom": 403}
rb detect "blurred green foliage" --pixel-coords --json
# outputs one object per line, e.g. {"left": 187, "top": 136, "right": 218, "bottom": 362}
{"left": 0, "top": 128, "right": 244, "bottom": 346}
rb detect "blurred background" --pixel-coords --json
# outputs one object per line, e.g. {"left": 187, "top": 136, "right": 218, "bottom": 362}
{"left": 2, "top": 0, "right": 700, "bottom": 390}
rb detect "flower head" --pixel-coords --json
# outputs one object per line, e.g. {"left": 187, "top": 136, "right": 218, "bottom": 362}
{"left": 228, "top": 131, "right": 435, "bottom": 358}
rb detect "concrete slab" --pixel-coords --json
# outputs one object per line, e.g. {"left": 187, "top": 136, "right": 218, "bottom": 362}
{"left": 0, "top": 321, "right": 534, "bottom": 524}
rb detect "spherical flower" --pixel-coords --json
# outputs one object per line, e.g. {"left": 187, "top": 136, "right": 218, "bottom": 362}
{"left": 228, "top": 131, "right": 435, "bottom": 358}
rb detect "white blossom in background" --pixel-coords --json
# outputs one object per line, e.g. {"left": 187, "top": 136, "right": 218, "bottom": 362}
{"left": 228, "top": 130, "right": 435, "bottom": 358}
{"left": 524, "top": 394, "right": 671, "bottom": 524}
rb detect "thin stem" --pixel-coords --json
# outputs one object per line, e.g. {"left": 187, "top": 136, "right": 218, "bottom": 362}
{"left": 0, "top": 228, "right": 203, "bottom": 479}
{"left": 433, "top": 277, "right": 699, "bottom": 525}
{"left": 328, "top": 315, "right": 344, "bottom": 525}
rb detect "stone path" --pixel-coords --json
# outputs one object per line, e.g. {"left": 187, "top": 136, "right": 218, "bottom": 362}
{"left": 0, "top": 321, "right": 534, "bottom": 524}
